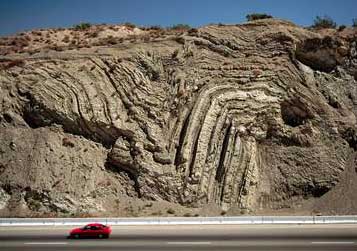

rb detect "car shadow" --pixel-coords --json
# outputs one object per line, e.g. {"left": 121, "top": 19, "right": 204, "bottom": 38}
{"left": 67, "top": 236, "right": 109, "bottom": 239}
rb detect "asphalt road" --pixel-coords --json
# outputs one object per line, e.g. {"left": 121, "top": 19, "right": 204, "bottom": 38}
{"left": 0, "top": 224, "right": 356, "bottom": 251}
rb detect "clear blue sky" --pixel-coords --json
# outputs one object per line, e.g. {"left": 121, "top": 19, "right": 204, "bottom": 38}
{"left": 0, "top": 0, "right": 356, "bottom": 36}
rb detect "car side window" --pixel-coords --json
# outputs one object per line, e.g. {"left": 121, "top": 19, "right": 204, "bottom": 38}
{"left": 83, "top": 226, "right": 91, "bottom": 230}
{"left": 90, "top": 226, "right": 98, "bottom": 230}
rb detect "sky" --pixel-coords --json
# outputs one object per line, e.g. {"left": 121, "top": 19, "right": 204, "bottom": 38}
{"left": 0, "top": 0, "right": 356, "bottom": 36}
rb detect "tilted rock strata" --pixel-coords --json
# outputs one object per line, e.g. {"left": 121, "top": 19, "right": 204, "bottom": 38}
{"left": 0, "top": 19, "right": 357, "bottom": 215}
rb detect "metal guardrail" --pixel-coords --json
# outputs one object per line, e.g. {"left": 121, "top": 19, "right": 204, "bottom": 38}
{"left": 0, "top": 216, "right": 357, "bottom": 226}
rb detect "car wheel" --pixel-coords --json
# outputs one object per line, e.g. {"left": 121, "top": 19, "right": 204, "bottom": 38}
{"left": 98, "top": 234, "right": 104, "bottom": 239}
{"left": 74, "top": 234, "right": 80, "bottom": 239}
{"left": 104, "top": 234, "right": 109, "bottom": 239}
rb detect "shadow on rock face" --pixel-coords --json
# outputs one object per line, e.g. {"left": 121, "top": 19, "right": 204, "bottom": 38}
{"left": 280, "top": 99, "right": 313, "bottom": 127}
{"left": 296, "top": 36, "right": 343, "bottom": 73}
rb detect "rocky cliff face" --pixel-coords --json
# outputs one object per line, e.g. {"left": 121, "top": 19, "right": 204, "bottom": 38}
{"left": 1, "top": 19, "right": 357, "bottom": 217}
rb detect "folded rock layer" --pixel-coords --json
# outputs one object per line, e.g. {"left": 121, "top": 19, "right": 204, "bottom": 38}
{"left": 1, "top": 19, "right": 357, "bottom": 216}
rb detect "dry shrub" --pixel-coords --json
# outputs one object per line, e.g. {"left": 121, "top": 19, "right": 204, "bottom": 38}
{"left": 62, "top": 35, "right": 70, "bottom": 43}
{"left": 50, "top": 45, "right": 64, "bottom": 51}
{"left": 0, "top": 59, "right": 25, "bottom": 70}
{"left": 167, "top": 208, "right": 175, "bottom": 214}
{"left": 0, "top": 36, "right": 29, "bottom": 54}
{"left": 78, "top": 41, "right": 91, "bottom": 48}
{"left": 188, "top": 28, "right": 198, "bottom": 35}
{"left": 0, "top": 37, "right": 9, "bottom": 46}
{"left": 10, "top": 37, "right": 29, "bottom": 47}
{"left": 148, "top": 25, "right": 163, "bottom": 31}
{"left": 88, "top": 31, "right": 99, "bottom": 38}
{"left": 104, "top": 35, "right": 117, "bottom": 45}
{"left": 31, "top": 30, "right": 42, "bottom": 36}
{"left": 96, "top": 35, "right": 123, "bottom": 46}
{"left": 124, "top": 22, "right": 136, "bottom": 30}
{"left": 109, "top": 25, "right": 118, "bottom": 31}
{"left": 23, "top": 35, "right": 31, "bottom": 41}
{"left": 338, "top": 25, "right": 346, "bottom": 32}
{"left": 312, "top": 15, "right": 336, "bottom": 29}
{"left": 171, "top": 24, "right": 191, "bottom": 31}
{"left": 62, "top": 137, "right": 75, "bottom": 147}
{"left": 73, "top": 22, "right": 91, "bottom": 30}
{"left": 246, "top": 13, "right": 273, "bottom": 21}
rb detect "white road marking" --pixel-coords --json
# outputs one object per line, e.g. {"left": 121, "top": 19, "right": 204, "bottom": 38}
{"left": 311, "top": 241, "right": 354, "bottom": 245}
{"left": 167, "top": 241, "right": 211, "bottom": 245}
{"left": 24, "top": 242, "right": 68, "bottom": 245}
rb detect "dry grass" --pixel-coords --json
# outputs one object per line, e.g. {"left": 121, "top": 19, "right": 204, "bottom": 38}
{"left": 0, "top": 23, "right": 199, "bottom": 55}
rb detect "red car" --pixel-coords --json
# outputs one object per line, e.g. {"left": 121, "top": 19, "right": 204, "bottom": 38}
{"left": 69, "top": 223, "right": 112, "bottom": 239}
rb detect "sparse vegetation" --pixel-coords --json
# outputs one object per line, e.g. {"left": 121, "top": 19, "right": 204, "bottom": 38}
{"left": 144, "top": 202, "right": 153, "bottom": 207}
{"left": 171, "top": 24, "right": 191, "bottom": 30}
{"left": 5, "top": 36, "right": 29, "bottom": 48}
{"left": 353, "top": 18, "right": 357, "bottom": 27}
{"left": 187, "top": 28, "right": 198, "bottom": 35}
{"left": 338, "top": 25, "right": 346, "bottom": 31}
{"left": 105, "top": 35, "right": 117, "bottom": 45}
{"left": 2, "top": 14, "right": 357, "bottom": 219}
{"left": 167, "top": 208, "right": 175, "bottom": 214}
{"left": 148, "top": 25, "right": 162, "bottom": 30}
{"left": 73, "top": 22, "right": 92, "bottom": 30}
{"left": 124, "top": 22, "right": 136, "bottom": 30}
{"left": 31, "top": 30, "right": 42, "bottom": 36}
{"left": 246, "top": 13, "right": 273, "bottom": 21}
{"left": 311, "top": 15, "right": 336, "bottom": 29}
